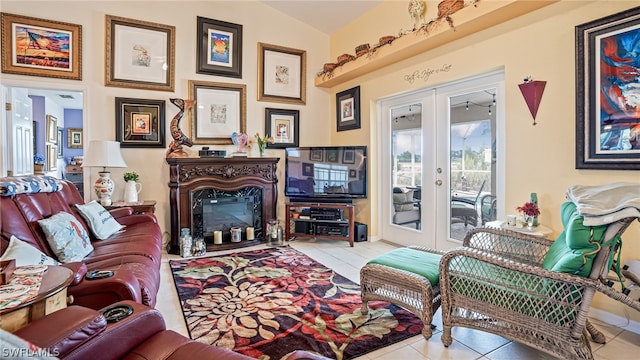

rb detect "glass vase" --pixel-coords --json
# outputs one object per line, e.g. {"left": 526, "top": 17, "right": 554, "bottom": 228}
{"left": 259, "top": 143, "right": 267, "bottom": 157}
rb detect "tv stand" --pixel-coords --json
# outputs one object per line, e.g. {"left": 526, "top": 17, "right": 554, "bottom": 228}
{"left": 288, "top": 196, "right": 353, "bottom": 204}
{"left": 285, "top": 202, "right": 355, "bottom": 247}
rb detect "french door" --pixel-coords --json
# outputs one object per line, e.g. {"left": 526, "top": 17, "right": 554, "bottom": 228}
{"left": 379, "top": 71, "right": 504, "bottom": 250}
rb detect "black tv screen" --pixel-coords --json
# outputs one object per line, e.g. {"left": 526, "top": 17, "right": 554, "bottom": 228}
{"left": 285, "top": 146, "right": 367, "bottom": 199}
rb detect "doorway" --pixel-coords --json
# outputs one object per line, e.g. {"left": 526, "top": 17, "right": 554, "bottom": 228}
{"left": 380, "top": 71, "right": 505, "bottom": 250}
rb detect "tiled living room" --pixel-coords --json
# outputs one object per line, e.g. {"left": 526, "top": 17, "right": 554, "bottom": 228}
{"left": 2, "top": 1, "right": 640, "bottom": 359}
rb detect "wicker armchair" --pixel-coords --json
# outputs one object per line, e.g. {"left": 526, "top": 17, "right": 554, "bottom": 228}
{"left": 439, "top": 215, "right": 639, "bottom": 360}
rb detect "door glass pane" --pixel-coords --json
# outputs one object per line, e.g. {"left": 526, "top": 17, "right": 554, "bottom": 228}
{"left": 391, "top": 104, "right": 422, "bottom": 230}
{"left": 449, "top": 90, "right": 496, "bottom": 240}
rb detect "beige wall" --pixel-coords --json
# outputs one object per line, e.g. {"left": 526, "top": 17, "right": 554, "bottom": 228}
{"left": 327, "top": 0, "right": 640, "bottom": 320}
{"left": 1, "top": 1, "right": 332, "bottom": 246}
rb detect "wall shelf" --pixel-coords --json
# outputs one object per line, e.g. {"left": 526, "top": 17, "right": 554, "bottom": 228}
{"left": 315, "top": 0, "right": 558, "bottom": 88}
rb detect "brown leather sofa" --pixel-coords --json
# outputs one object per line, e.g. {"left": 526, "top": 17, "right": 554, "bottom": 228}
{"left": 0, "top": 176, "right": 163, "bottom": 309}
{"left": 10, "top": 300, "right": 328, "bottom": 360}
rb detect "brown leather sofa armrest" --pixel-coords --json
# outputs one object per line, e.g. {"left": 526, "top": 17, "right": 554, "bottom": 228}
{"left": 108, "top": 207, "right": 133, "bottom": 218}
{"left": 15, "top": 305, "right": 106, "bottom": 358}
{"left": 68, "top": 270, "right": 141, "bottom": 309}
{"left": 60, "top": 261, "right": 88, "bottom": 285}
{"left": 65, "top": 301, "right": 166, "bottom": 360}
{"left": 116, "top": 213, "right": 158, "bottom": 225}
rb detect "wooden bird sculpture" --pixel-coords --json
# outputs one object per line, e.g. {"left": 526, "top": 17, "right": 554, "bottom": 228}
{"left": 166, "top": 98, "right": 195, "bottom": 158}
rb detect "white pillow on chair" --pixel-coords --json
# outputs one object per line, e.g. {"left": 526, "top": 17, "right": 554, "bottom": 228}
{"left": 75, "top": 201, "right": 124, "bottom": 240}
{"left": 0, "top": 236, "right": 60, "bottom": 266}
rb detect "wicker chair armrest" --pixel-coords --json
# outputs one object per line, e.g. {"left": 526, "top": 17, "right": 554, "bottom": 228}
{"left": 462, "top": 227, "right": 554, "bottom": 265}
{"left": 440, "top": 246, "right": 599, "bottom": 288}
{"left": 407, "top": 246, "right": 446, "bottom": 255}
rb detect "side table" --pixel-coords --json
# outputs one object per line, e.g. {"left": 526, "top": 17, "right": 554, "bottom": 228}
{"left": 485, "top": 220, "right": 553, "bottom": 238}
{"left": 105, "top": 200, "right": 156, "bottom": 214}
{"left": 0, "top": 266, "right": 73, "bottom": 332}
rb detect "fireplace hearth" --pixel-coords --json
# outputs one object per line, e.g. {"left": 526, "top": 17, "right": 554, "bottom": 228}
{"left": 166, "top": 157, "right": 279, "bottom": 254}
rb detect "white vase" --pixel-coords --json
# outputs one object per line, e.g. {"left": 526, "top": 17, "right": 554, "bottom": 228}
{"left": 123, "top": 180, "right": 141, "bottom": 203}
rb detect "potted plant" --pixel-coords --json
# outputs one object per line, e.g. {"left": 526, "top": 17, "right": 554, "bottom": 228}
{"left": 33, "top": 154, "right": 45, "bottom": 174}
{"left": 123, "top": 172, "right": 139, "bottom": 182}
{"left": 123, "top": 172, "right": 141, "bottom": 203}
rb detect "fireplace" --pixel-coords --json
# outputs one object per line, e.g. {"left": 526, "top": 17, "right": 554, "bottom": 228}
{"left": 192, "top": 187, "right": 263, "bottom": 243}
{"left": 166, "top": 157, "right": 279, "bottom": 254}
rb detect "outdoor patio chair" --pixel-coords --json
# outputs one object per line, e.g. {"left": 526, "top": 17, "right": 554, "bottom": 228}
{"left": 439, "top": 201, "right": 640, "bottom": 359}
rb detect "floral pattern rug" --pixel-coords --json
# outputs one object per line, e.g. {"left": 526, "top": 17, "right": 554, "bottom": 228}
{"left": 170, "top": 246, "right": 423, "bottom": 360}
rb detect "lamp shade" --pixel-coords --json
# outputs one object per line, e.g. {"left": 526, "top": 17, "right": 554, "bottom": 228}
{"left": 82, "top": 141, "right": 128, "bottom": 169}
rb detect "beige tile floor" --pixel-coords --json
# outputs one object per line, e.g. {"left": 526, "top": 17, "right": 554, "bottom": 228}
{"left": 156, "top": 238, "right": 640, "bottom": 360}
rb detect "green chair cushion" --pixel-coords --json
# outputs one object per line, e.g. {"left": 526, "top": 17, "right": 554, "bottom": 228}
{"left": 542, "top": 202, "right": 607, "bottom": 277}
{"left": 367, "top": 247, "right": 441, "bottom": 286}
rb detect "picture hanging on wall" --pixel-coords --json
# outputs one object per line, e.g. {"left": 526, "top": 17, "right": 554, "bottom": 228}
{"left": 575, "top": 7, "right": 640, "bottom": 170}
{"left": 258, "top": 42, "right": 306, "bottom": 104}
{"left": 189, "top": 80, "right": 246, "bottom": 145}
{"left": 336, "top": 86, "right": 361, "bottom": 132}
{"left": 1, "top": 13, "right": 82, "bottom": 80}
{"left": 196, "top": 16, "right": 242, "bottom": 78}
{"left": 265, "top": 108, "right": 299, "bottom": 148}
{"left": 115, "top": 97, "right": 166, "bottom": 148}
{"left": 57, "top": 127, "right": 63, "bottom": 158}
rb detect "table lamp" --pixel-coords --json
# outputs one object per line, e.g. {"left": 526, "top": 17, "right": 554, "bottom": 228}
{"left": 82, "top": 140, "right": 127, "bottom": 206}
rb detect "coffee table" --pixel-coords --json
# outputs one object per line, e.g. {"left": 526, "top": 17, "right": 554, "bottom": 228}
{"left": 0, "top": 265, "right": 73, "bottom": 332}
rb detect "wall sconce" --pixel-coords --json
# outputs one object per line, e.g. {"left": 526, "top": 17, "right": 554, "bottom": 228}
{"left": 518, "top": 77, "right": 546, "bottom": 125}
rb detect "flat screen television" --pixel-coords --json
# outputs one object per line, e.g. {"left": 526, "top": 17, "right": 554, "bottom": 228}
{"left": 285, "top": 146, "right": 367, "bottom": 201}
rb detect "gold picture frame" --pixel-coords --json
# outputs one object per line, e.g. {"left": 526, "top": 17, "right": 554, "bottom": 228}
{"left": 46, "top": 115, "right": 57, "bottom": 143}
{"left": 189, "top": 80, "right": 246, "bottom": 145}
{"left": 105, "top": 15, "right": 175, "bottom": 91}
{"left": 46, "top": 144, "right": 57, "bottom": 171}
{"left": 257, "top": 42, "right": 306, "bottom": 105}
{"left": 67, "top": 128, "right": 82, "bottom": 148}
{"left": 1, "top": 13, "right": 82, "bottom": 80}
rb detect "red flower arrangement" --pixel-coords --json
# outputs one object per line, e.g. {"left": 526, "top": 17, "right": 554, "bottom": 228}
{"left": 516, "top": 201, "right": 540, "bottom": 217}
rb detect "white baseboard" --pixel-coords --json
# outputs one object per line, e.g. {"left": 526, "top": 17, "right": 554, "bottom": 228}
{"left": 589, "top": 307, "right": 640, "bottom": 335}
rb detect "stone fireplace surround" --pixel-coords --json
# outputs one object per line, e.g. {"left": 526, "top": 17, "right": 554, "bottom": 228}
{"left": 166, "top": 157, "right": 279, "bottom": 254}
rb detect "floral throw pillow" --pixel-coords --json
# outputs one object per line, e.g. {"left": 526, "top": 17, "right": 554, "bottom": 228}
{"left": 38, "top": 212, "right": 93, "bottom": 263}
{"left": 76, "top": 201, "right": 124, "bottom": 240}
{"left": 0, "top": 236, "right": 60, "bottom": 266}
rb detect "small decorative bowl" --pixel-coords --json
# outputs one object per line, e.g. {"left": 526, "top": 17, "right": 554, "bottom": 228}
{"left": 379, "top": 35, "right": 396, "bottom": 46}
{"left": 355, "top": 43, "right": 370, "bottom": 57}
{"left": 337, "top": 53, "right": 355, "bottom": 64}
{"left": 323, "top": 63, "right": 337, "bottom": 72}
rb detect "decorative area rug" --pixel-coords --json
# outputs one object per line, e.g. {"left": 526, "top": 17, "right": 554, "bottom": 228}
{"left": 170, "top": 247, "right": 423, "bottom": 360}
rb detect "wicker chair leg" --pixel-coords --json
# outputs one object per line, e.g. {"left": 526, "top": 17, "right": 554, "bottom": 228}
{"left": 361, "top": 300, "right": 369, "bottom": 315}
{"left": 441, "top": 326, "right": 453, "bottom": 347}
{"left": 585, "top": 319, "right": 606, "bottom": 344}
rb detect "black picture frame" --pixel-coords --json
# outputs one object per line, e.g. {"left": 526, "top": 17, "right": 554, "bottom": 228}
{"left": 336, "top": 86, "right": 361, "bottom": 132}
{"left": 115, "top": 97, "right": 166, "bottom": 148}
{"left": 575, "top": 7, "right": 640, "bottom": 170}
{"left": 302, "top": 162, "right": 314, "bottom": 176}
{"left": 326, "top": 149, "right": 339, "bottom": 163}
{"left": 56, "top": 127, "right": 63, "bottom": 158}
{"left": 265, "top": 108, "right": 299, "bottom": 148}
{"left": 309, "top": 149, "right": 323, "bottom": 161}
{"left": 196, "top": 17, "right": 242, "bottom": 78}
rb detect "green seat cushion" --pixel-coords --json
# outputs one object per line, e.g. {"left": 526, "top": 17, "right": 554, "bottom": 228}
{"left": 367, "top": 247, "right": 441, "bottom": 286}
{"left": 542, "top": 202, "right": 607, "bottom": 277}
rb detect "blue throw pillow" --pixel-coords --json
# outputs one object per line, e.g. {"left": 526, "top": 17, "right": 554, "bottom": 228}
{"left": 38, "top": 212, "right": 93, "bottom": 263}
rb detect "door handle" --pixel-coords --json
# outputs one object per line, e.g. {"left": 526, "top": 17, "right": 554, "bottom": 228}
{"left": 435, "top": 180, "right": 442, "bottom": 186}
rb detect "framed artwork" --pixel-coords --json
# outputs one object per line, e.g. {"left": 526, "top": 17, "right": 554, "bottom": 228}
{"left": 1, "top": 13, "right": 82, "bottom": 80}
{"left": 258, "top": 42, "right": 306, "bottom": 104}
{"left": 309, "top": 149, "right": 323, "bottom": 161}
{"left": 56, "top": 127, "right": 63, "bottom": 158}
{"left": 105, "top": 15, "right": 175, "bottom": 91}
{"left": 326, "top": 149, "right": 339, "bottom": 163}
{"left": 189, "top": 80, "right": 246, "bottom": 145}
{"left": 67, "top": 128, "right": 82, "bottom": 148}
{"left": 349, "top": 169, "right": 357, "bottom": 178}
{"left": 265, "top": 108, "right": 299, "bottom": 148}
{"left": 46, "top": 144, "right": 57, "bottom": 171}
{"left": 115, "top": 97, "right": 166, "bottom": 148}
{"left": 576, "top": 7, "right": 640, "bottom": 170}
{"left": 46, "top": 115, "right": 57, "bottom": 143}
{"left": 336, "top": 86, "right": 361, "bottom": 132}
{"left": 196, "top": 16, "right": 242, "bottom": 78}
{"left": 342, "top": 149, "right": 355, "bottom": 164}
{"left": 302, "top": 162, "right": 314, "bottom": 177}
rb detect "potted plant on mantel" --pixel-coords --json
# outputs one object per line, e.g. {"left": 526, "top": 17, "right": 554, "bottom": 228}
{"left": 123, "top": 171, "right": 141, "bottom": 203}
{"left": 34, "top": 154, "right": 45, "bottom": 174}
